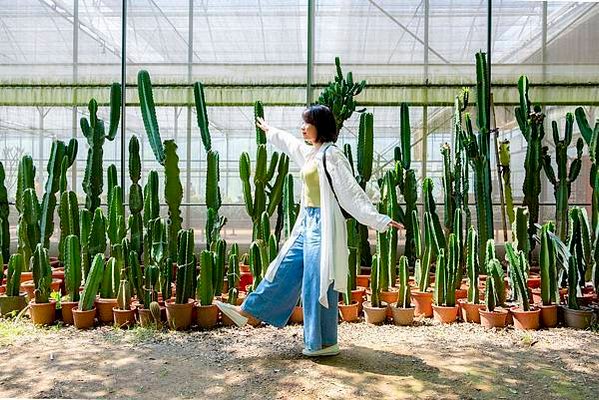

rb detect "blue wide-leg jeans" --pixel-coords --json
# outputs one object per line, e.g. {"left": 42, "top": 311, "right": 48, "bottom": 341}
{"left": 241, "top": 207, "right": 338, "bottom": 351}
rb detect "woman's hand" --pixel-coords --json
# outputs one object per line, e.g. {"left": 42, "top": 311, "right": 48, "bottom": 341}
{"left": 256, "top": 117, "right": 270, "bottom": 134}
{"left": 388, "top": 220, "right": 404, "bottom": 230}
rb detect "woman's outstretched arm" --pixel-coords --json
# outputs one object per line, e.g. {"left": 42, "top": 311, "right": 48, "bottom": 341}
{"left": 256, "top": 117, "right": 310, "bottom": 167}
{"left": 326, "top": 146, "right": 399, "bottom": 232}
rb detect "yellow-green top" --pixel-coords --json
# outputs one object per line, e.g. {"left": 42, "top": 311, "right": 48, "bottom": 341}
{"left": 301, "top": 158, "right": 320, "bottom": 207}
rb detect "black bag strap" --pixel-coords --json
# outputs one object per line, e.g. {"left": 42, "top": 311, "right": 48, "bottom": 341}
{"left": 322, "top": 145, "right": 352, "bottom": 219}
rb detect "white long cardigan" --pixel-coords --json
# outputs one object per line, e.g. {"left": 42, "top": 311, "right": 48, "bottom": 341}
{"left": 263, "top": 127, "right": 392, "bottom": 308}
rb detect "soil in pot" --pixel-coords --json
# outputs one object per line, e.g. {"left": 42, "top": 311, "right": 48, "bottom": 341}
{"left": 479, "top": 308, "right": 508, "bottom": 329}
{"left": 165, "top": 299, "right": 194, "bottom": 330}
{"left": 537, "top": 303, "right": 558, "bottom": 328}
{"left": 410, "top": 291, "right": 433, "bottom": 318}
{"left": 389, "top": 304, "right": 414, "bottom": 326}
{"left": 288, "top": 306, "right": 303, "bottom": 324}
{"left": 338, "top": 301, "right": 359, "bottom": 322}
{"left": 61, "top": 301, "right": 78, "bottom": 325}
{"left": 29, "top": 300, "right": 56, "bottom": 325}
{"left": 95, "top": 298, "right": 118, "bottom": 324}
{"left": 432, "top": 305, "right": 459, "bottom": 324}
{"left": 510, "top": 307, "right": 541, "bottom": 330}
{"left": 72, "top": 307, "right": 96, "bottom": 329}
{"left": 0, "top": 294, "right": 28, "bottom": 316}
{"left": 362, "top": 301, "right": 387, "bottom": 325}
{"left": 562, "top": 306, "right": 594, "bottom": 329}
{"left": 113, "top": 306, "right": 137, "bottom": 328}
{"left": 196, "top": 303, "right": 219, "bottom": 329}
{"left": 458, "top": 299, "right": 485, "bottom": 323}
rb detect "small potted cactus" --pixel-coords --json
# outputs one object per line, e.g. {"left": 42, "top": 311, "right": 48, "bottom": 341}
{"left": 113, "top": 274, "right": 135, "bottom": 328}
{"left": 339, "top": 246, "right": 361, "bottom": 323}
{"left": 29, "top": 244, "right": 56, "bottom": 325}
{"left": 536, "top": 224, "right": 559, "bottom": 327}
{"left": 165, "top": 229, "right": 196, "bottom": 330}
{"left": 506, "top": 243, "right": 540, "bottom": 330}
{"left": 431, "top": 236, "right": 460, "bottom": 324}
{"left": 458, "top": 227, "right": 485, "bottom": 323}
{"left": 389, "top": 255, "right": 415, "bottom": 326}
{"left": 411, "top": 212, "right": 436, "bottom": 318}
{"left": 73, "top": 254, "right": 104, "bottom": 329}
{"left": 137, "top": 263, "right": 160, "bottom": 327}
{"left": 95, "top": 257, "right": 118, "bottom": 324}
{"left": 222, "top": 251, "right": 247, "bottom": 326}
{"left": 362, "top": 255, "right": 387, "bottom": 325}
{"left": 0, "top": 254, "right": 28, "bottom": 316}
{"left": 479, "top": 240, "right": 508, "bottom": 328}
{"left": 196, "top": 250, "right": 218, "bottom": 329}
{"left": 61, "top": 235, "right": 82, "bottom": 325}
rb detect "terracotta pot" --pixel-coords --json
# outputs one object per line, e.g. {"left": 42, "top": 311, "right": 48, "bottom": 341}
{"left": 21, "top": 278, "right": 62, "bottom": 301}
{"left": 338, "top": 301, "right": 359, "bottom": 322}
{"left": 20, "top": 271, "right": 33, "bottom": 283}
{"left": 455, "top": 288, "right": 468, "bottom": 300}
{"left": 479, "top": 308, "right": 508, "bottom": 329}
{"left": 51, "top": 268, "right": 64, "bottom": 281}
{"left": 72, "top": 307, "right": 96, "bottom": 329}
{"left": 95, "top": 298, "right": 118, "bottom": 324}
{"left": 356, "top": 275, "right": 370, "bottom": 288}
{"left": 29, "top": 300, "right": 56, "bottom": 325}
{"left": 0, "top": 294, "right": 28, "bottom": 316}
{"left": 389, "top": 304, "right": 414, "bottom": 326}
{"left": 196, "top": 303, "right": 219, "bottom": 329}
{"left": 562, "top": 306, "right": 594, "bottom": 329}
{"left": 113, "top": 306, "right": 137, "bottom": 328}
{"left": 289, "top": 306, "right": 303, "bottom": 324}
{"left": 510, "top": 307, "right": 540, "bottom": 330}
{"left": 531, "top": 288, "right": 542, "bottom": 305}
{"left": 432, "top": 305, "right": 459, "bottom": 324}
{"left": 165, "top": 299, "right": 194, "bottom": 330}
{"left": 220, "top": 292, "right": 246, "bottom": 306}
{"left": 362, "top": 301, "right": 388, "bottom": 325}
{"left": 137, "top": 307, "right": 160, "bottom": 327}
{"left": 410, "top": 291, "right": 433, "bottom": 317}
{"left": 537, "top": 303, "right": 558, "bottom": 328}
{"left": 527, "top": 275, "right": 541, "bottom": 289}
{"left": 0, "top": 285, "right": 4, "bottom": 295}
{"left": 239, "top": 263, "right": 250, "bottom": 273}
{"left": 380, "top": 290, "right": 398, "bottom": 319}
{"left": 458, "top": 299, "right": 485, "bottom": 323}
{"left": 61, "top": 301, "right": 78, "bottom": 325}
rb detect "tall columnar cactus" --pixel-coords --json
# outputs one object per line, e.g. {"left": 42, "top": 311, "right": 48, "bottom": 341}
{"left": 539, "top": 223, "right": 558, "bottom": 306}
{"left": 88, "top": 208, "right": 107, "bottom": 260}
{"left": 346, "top": 218, "right": 360, "bottom": 292}
{"left": 466, "top": 226, "right": 479, "bottom": 304}
{"left": 380, "top": 171, "right": 399, "bottom": 287}
{"left": 206, "top": 150, "right": 226, "bottom": 248}
{"left": 143, "top": 170, "right": 160, "bottom": 267}
{"left": 227, "top": 252, "right": 240, "bottom": 305}
{"left": 18, "top": 188, "right": 41, "bottom": 270}
{"left": 0, "top": 162, "right": 10, "bottom": 262}
{"left": 79, "top": 209, "right": 92, "bottom": 279}
{"left": 58, "top": 190, "right": 79, "bottom": 263}
{"left": 574, "top": 107, "right": 599, "bottom": 232}
{"left": 567, "top": 253, "right": 580, "bottom": 310}
{"left": 143, "top": 264, "right": 160, "bottom": 307}
{"left": 176, "top": 229, "right": 196, "bottom": 304}
{"left": 370, "top": 255, "right": 381, "bottom": 308}
{"left": 100, "top": 257, "right": 116, "bottom": 299}
{"left": 396, "top": 255, "right": 410, "bottom": 308}
{"left": 116, "top": 277, "right": 131, "bottom": 311}
{"left": 498, "top": 140, "right": 515, "bottom": 226}
{"left": 107, "top": 185, "right": 126, "bottom": 254}
{"left": 505, "top": 242, "right": 530, "bottom": 311}
{"left": 16, "top": 155, "right": 36, "bottom": 213}
{"left": 440, "top": 143, "right": 456, "bottom": 233}
{"left": 542, "top": 113, "right": 584, "bottom": 241}
{"left": 376, "top": 227, "right": 390, "bottom": 291}
{"left": 515, "top": 75, "right": 545, "bottom": 256}
{"left": 194, "top": 82, "right": 212, "bottom": 152}
{"left": 128, "top": 250, "right": 143, "bottom": 299}
{"left": 453, "top": 89, "right": 471, "bottom": 230}
{"left": 6, "top": 254, "right": 24, "bottom": 297}
{"left": 568, "top": 207, "right": 593, "bottom": 288}
{"left": 151, "top": 218, "right": 172, "bottom": 300}
{"left": 138, "top": 70, "right": 165, "bottom": 164}
{"left": 282, "top": 174, "right": 298, "bottom": 239}
{"left": 512, "top": 207, "right": 530, "bottom": 257}
{"left": 317, "top": 57, "right": 366, "bottom": 133}
{"left": 254, "top": 101, "right": 267, "bottom": 145}
{"left": 484, "top": 239, "right": 506, "bottom": 311}
{"left": 198, "top": 250, "right": 215, "bottom": 306}
{"left": 422, "top": 178, "right": 445, "bottom": 249}
{"left": 163, "top": 140, "right": 183, "bottom": 260}
{"left": 64, "top": 235, "right": 82, "bottom": 302}
{"left": 211, "top": 238, "right": 226, "bottom": 296}
{"left": 32, "top": 244, "right": 52, "bottom": 303}
{"left": 81, "top": 83, "right": 121, "bottom": 212}
{"left": 417, "top": 212, "right": 440, "bottom": 292}
{"left": 78, "top": 254, "right": 105, "bottom": 311}
{"left": 128, "top": 135, "right": 144, "bottom": 258}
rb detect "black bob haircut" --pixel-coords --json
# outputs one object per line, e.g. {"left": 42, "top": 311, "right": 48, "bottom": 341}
{"left": 302, "top": 105, "right": 339, "bottom": 143}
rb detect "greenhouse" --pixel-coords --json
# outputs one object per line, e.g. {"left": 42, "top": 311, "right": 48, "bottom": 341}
{"left": 0, "top": 1, "right": 598, "bottom": 399}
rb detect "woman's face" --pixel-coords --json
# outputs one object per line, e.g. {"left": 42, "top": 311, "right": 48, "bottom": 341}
{"left": 301, "top": 121, "right": 319, "bottom": 144}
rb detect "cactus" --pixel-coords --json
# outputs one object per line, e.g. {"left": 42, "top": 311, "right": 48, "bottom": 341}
{"left": 498, "top": 140, "right": 515, "bottom": 226}
{"left": 567, "top": 254, "right": 580, "bottom": 310}
{"left": 78, "top": 254, "right": 105, "bottom": 311}
{"left": 227, "top": 252, "right": 240, "bottom": 305}
{"left": 417, "top": 212, "right": 440, "bottom": 292}
{"left": 79, "top": 209, "right": 92, "bottom": 280}
{"left": 440, "top": 144, "right": 456, "bottom": 233}
{"left": 197, "top": 250, "right": 215, "bottom": 306}
{"left": 16, "top": 154, "right": 36, "bottom": 213}
{"left": 88, "top": 208, "right": 107, "bottom": 260}
{"left": 568, "top": 207, "right": 593, "bottom": 288}
{"left": 150, "top": 218, "right": 172, "bottom": 300}
{"left": 512, "top": 207, "right": 530, "bottom": 258}
{"left": 434, "top": 249, "right": 446, "bottom": 307}
{"left": 254, "top": 101, "right": 266, "bottom": 145}
{"left": 64, "top": 235, "right": 82, "bottom": 302}
{"left": 143, "top": 264, "right": 160, "bottom": 308}
{"left": 282, "top": 174, "right": 298, "bottom": 239}
{"left": 542, "top": 113, "right": 584, "bottom": 241}
{"left": 381, "top": 171, "right": 399, "bottom": 286}
{"left": 505, "top": 242, "right": 530, "bottom": 310}
{"left": 539, "top": 223, "right": 558, "bottom": 306}
{"left": 193, "top": 82, "right": 212, "bottom": 152}
{"left": 434, "top": 234, "right": 460, "bottom": 307}
{"left": 317, "top": 57, "right": 366, "bottom": 132}
{"left": 396, "top": 255, "right": 410, "bottom": 308}
{"left": 116, "top": 278, "right": 131, "bottom": 310}
{"left": 453, "top": 90, "right": 471, "bottom": 230}
{"left": 32, "top": 244, "right": 52, "bottom": 303}
{"left": 143, "top": 170, "right": 160, "bottom": 228}
{"left": 128, "top": 250, "right": 143, "bottom": 299}
{"left": 515, "top": 76, "right": 545, "bottom": 256}
{"left": 574, "top": 107, "right": 599, "bottom": 232}
{"left": 18, "top": 188, "right": 41, "bottom": 270}
{"left": 6, "top": 253, "right": 23, "bottom": 297}
{"left": 205, "top": 150, "right": 227, "bottom": 248}
{"left": 176, "top": 229, "right": 196, "bottom": 304}
{"left": 128, "top": 135, "right": 144, "bottom": 257}
{"left": 370, "top": 255, "right": 380, "bottom": 308}
{"left": 422, "top": 178, "right": 445, "bottom": 249}
{"left": 0, "top": 162, "right": 10, "bottom": 262}
{"left": 81, "top": 83, "right": 121, "bottom": 211}
{"left": 107, "top": 185, "right": 126, "bottom": 252}
{"left": 58, "top": 139, "right": 78, "bottom": 194}
{"left": 212, "top": 238, "right": 226, "bottom": 296}
{"left": 100, "top": 257, "right": 116, "bottom": 299}
{"left": 376, "top": 228, "right": 390, "bottom": 291}
{"left": 346, "top": 219, "right": 360, "bottom": 292}
{"left": 58, "top": 190, "right": 80, "bottom": 263}
{"left": 484, "top": 239, "right": 505, "bottom": 311}
{"left": 163, "top": 140, "right": 183, "bottom": 260}
{"left": 137, "top": 70, "right": 165, "bottom": 164}
{"left": 466, "top": 226, "right": 479, "bottom": 304}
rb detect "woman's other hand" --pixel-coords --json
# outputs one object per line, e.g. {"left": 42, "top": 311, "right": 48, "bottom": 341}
{"left": 256, "top": 117, "right": 270, "bottom": 134}
{"left": 388, "top": 220, "right": 403, "bottom": 230}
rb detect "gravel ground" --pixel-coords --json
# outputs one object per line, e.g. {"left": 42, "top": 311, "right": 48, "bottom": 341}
{"left": 0, "top": 317, "right": 597, "bottom": 400}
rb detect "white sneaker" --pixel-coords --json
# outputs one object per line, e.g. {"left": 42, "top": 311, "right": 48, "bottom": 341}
{"left": 215, "top": 301, "right": 248, "bottom": 327}
{"left": 302, "top": 343, "right": 340, "bottom": 357}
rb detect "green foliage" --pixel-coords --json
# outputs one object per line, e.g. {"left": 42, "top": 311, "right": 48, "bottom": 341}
{"left": 107, "top": 185, "right": 126, "bottom": 250}
{"left": 282, "top": 175, "right": 298, "bottom": 239}
{"left": 129, "top": 250, "right": 143, "bottom": 300}
{"left": 18, "top": 188, "right": 41, "bottom": 270}
{"left": 212, "top": 238, "right": 226, "bottom": 296}
{"left": 254, "top": 101, "right": 266, "bottom": 145}
{"left": 58, "top": 190, "right": 79, "bottom": 263}
{"left": 100, "top": 257, "right": 116, "bottom": 299}
{"left": 567, "top": 207, "right": 593, "bottom": 290}
{"left": 79, "top": 209, "right": 92, "bottom": 280}
{"left": 88, "top": 208, "right": 107, "bottom": 260}
{"left": 422, "top": 178, "right": 445, "bottom": 249}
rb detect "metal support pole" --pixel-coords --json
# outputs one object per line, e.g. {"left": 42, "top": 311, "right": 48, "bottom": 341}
{"left": 421, "top": 0, "right": 429, "bottom": 180}
{"left": 306, "top": 0, "right": 315, "bottom": 106}
{"left": 186, "top": 0, "right": 194, "bottom": 227}
{"left": 72, "top": 0, "right": 79, "bottom": 191}
{"left": 120, "top": 0, "right": 127, "bottom": 194}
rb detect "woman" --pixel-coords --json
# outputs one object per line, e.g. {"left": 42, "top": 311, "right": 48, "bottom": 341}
{"left": 216, "top": 105, "right": 402, "bottom": 357}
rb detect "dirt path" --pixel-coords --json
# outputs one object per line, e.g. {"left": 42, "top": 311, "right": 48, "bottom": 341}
{"left": 0, "top": 319, "right": 597, "bottom": 399}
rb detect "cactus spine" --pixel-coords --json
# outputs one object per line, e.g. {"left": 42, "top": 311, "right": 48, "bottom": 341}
{"left": 128, "top": 135, "right": 144, "bottom": 258}
{"left": 80, "top": 83, "right": 121, "bottom": 211}
{"left": 79, "top": 254, "right": 105, "bottom": 311}
{"left": 64, "top": 235, "right": 82, "bottom": 302}
{"left": 542, "top": 113, "right": 583, "bottom": 241}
